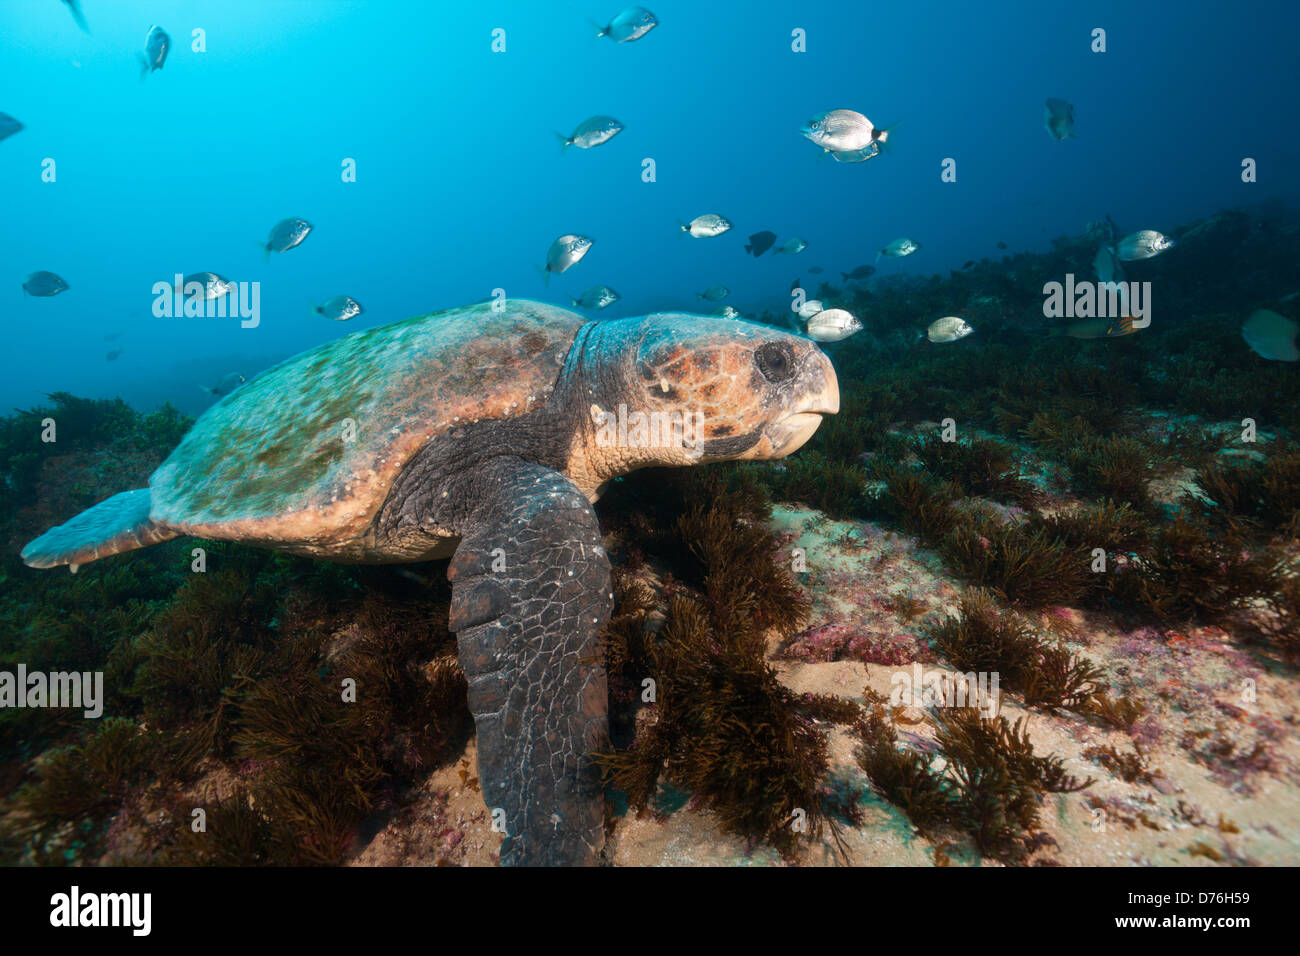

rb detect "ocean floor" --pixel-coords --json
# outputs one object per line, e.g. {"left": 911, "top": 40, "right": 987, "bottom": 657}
{"left": 328, "top": 504, "right": 1299, "bottom": 867}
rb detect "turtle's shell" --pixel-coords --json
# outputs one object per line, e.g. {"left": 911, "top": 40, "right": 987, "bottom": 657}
{"left": 151, "top": 300, "right": 585, "bottom": 550}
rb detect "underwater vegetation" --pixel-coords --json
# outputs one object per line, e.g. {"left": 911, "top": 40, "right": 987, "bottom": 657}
{"left": 597, "top": 468, "right": 864, "bottom": 859}
{"left": 853, "top": 692, "right": 1092, "bottom": 864}
{"left": 925, "top": 589, "right": 1106, "bottom": 715}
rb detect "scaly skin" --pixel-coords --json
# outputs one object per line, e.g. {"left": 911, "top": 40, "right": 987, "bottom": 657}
{"left": 447, "top": 458, "right": 611, "bottom": 865}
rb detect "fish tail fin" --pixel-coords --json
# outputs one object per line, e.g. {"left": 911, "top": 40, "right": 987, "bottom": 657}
{"left": 66, "top": 1, "right": 90, "bottom": 33}
{"left": 590, "top": 19, "right": 607, "bottom": 38}
{"left": 841, "top": 272, "right": 850, "bottom": 281}
{"left": 676, "top": 221, "right": 688, "bottom": 237}
{"left": 554, "top": 131, "right": 571, "bottom": 150}
{"left": 874, "top": 251, "right": 883, "bottom": 266}
{"left": 535, "top": 264, "right": 550, "bottom": 287}
{"left": 261, "top": 241, "right": 271, "bottom": 264}
{"left": 570, "top": 296, "right": 580, "bottom": 307}
{"left": 744, "top": 243, "right": 753, "bottom": 254}
{"left": 138, "top": 53, "right": 149, "bottom": 81}
{"left": 21, "top": 488, "right": 178, "bottom": 571}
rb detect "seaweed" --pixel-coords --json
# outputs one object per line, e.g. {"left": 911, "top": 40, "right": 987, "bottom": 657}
{"left": 1197, "top": 444, "right": 1300, "bottom": 532}
{"left": 1029, "top": 499, "right": 1151, "bottom": 555}
{"left": 932, "top": 708, "right": 1092, "bottom": 862}
{"left": 1083, "top": 691, "right": 1147, "bottom": 733}
{"left": 939, "top": 515, "right": 1088, "bottom": 608}
{"left": 852, "top": 695, "right": 953, "bottom": 838}
{"left": 1083, "top": 742, "right": 1154, "bottom": 784}
{"left": 1262, "top": 574, "right": 1300, "bottom": 665}
{"left": 905, "top": 433, "right": 1040, "bottom": 506}
{"left": 1109, "top": 517, "right": 1283, "bottom": 622}
{"left": 598, "top": 592, "right": 848, "bottom": 860}
{"left": 9, "top": 717, "right": 159, "bottom": 863}
{"left": 924, "top": 589, "right": 1106, "bottom": 714}
{"left": 757, "top": 451, "right": 867, "bottom": 519}
{"left": 870, "top": 467, "right": 962, "bottom": 542}
{"left": 852, "top": 701, "right": 1092, "bottom": 863}
{"left": 158, "top": 790, "right": 291, "bottom": 866}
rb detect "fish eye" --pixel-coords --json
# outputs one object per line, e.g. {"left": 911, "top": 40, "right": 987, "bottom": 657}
{"left": 755, "top": 342, "right": 795, "bottom": 383}
{"left": 811, "top": 121, "right": 820, "bottom": 130}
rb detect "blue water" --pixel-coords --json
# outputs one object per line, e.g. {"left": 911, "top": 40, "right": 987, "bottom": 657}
{"left": 3, "top": 0, "right": 1297, "bottom": 415}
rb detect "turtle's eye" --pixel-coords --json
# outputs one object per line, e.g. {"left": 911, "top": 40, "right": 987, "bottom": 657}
{"left": 755, "top": 342, "right": 795, "bottom": 383}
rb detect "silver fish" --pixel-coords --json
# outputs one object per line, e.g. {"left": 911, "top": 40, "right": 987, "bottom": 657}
{"left": 597, "top": 5, "right": 658, "bottom": 42}
{"left": 796, "top": 299, "right": 824, "bottom": 320}
{"left": 141, "top": 26, "right": 170, "bottom": 77}
{"left": 1093, "top": 246, "right": 1126, "bottom": 285}
{"left": 802, "top": 109, "right": 888, "bottom": 153}
{"left": 571, "top": 285, "right": 621, "bottom": 309}
{"left": 830, "top": 142, "right": 881, "bottom": 163}
{"left": 927, "top": 316, "right": 974, "bottom": 343}
{"left": 561, "top": 115, "right": 624, "bottom": 149}
{"left": 315, "top": 295, "right": 364, "bottom": 321}
{"left": 544, "top": 234, "right": 593, "bottom": 284}
{"left": 0, "top": 113, "right": 23, "bottom": 144}
{"left": 1044, "top": 98, "right": 1075, "bottom": 141}
{"left": 804, "top": 308, "right": 862, "bottom": 342}
{"left": 1114, "top": 229, "right": 1175, "bottom": 261}
{"left": 23, "top": 271, "right": 69, "bottom": 297}
{"left": 176, "top": 272, "right": 234, "bottom": 301}
{"left": 696, "top": 285, "right": 729, "bottom": 302}
{"left": 1241, "top": 309, "right": 1299, "bottom": 362}
{"left": 262, "top": 217, "right": 313, "bottom": 260}
{"left": 106, "top": 349, "right": 123, "bottom": 361}
{"left": 680, "top": 214, "right": 732, "bottom": 238}
{"left": 202, "top": 373, "right": 247, "bottom": 397}
{"left": 878, "top": 238, "right": 920, "bottom": 262}
{"left": 774, "top": 238, "right": 808, "bottom": 255}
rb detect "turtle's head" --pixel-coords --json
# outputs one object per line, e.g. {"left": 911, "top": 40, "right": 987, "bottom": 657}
{"left": 573, "top": 313, "right": 839, "bottom": 485}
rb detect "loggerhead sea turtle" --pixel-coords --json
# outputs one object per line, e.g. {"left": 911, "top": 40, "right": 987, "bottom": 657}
{"left": 22, "top": 300, "right": 839, "bottom": 865}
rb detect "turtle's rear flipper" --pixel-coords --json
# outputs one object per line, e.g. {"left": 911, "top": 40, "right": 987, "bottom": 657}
{"left": 21, "top": 488, "right": 178, "bottom": 571}
{"left": 449, "top": 458, "right": 612, "bottom": 866}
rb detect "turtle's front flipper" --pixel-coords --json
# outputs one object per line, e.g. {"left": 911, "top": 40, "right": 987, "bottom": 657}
{"left": 448, "top": 458, "right": 612, "bottom": 866}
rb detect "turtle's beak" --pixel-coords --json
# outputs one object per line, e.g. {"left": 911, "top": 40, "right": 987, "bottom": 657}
{"left": 747, "top": 348, "right": 839, "bottom": 460}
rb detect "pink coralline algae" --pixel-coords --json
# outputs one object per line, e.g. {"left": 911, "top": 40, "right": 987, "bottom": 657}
{"left": 778, "top": 621, "right": 936, "bottom": 665}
